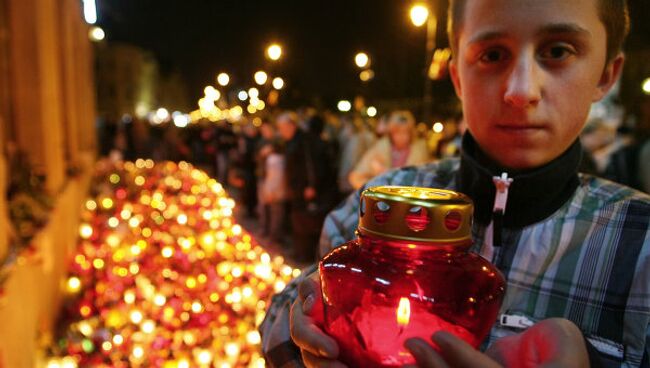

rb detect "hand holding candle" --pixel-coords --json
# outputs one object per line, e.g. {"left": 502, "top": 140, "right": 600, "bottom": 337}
{"left": 290, "top": 271, "right": 345, "bottom": 367}
{"left": 404, "top": 318, "right": 589, "bottom": 368}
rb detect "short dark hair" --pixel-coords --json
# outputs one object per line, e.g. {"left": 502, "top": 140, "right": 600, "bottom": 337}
{"left": 447, "top": 0, "right": 630, "bottom": 63}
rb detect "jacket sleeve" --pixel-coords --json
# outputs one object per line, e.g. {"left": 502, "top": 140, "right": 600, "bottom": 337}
{"left": 259, "top": 263, "right": 317, "bottom": 368}
{"left": 259, "top": 190, "right": 361, "bottom": 367}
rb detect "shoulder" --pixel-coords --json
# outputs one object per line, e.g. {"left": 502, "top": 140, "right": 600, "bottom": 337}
{"left": 570, "top": 174, "right": 650, "bottom": 250}
{"left": 363, "top": 157, "right": 460, "bottom": 189}
{"left": 576, "top": 174, "right": 650, "bottom": 210}
{"left": 640, "top": 140, "right": 650, "bottom": 157}
{"left": 372, "top": 137, "right": 391, "bottom": 150}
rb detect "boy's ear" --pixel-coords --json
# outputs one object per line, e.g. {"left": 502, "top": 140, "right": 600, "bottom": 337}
{"left": 593, "top": 53, "right": 625, "bottom": 102}
{"left": 450, "top": 61, "right": 463, "bottom": 100}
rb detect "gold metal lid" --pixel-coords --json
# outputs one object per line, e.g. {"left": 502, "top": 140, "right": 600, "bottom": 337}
{"left": 358, "top": 186, "right": 473, "bottom": 243}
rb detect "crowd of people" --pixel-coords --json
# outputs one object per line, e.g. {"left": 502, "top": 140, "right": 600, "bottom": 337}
{"left": 96, "top": 108, "right": 457, "bottom": 263}
{"left": 96, "top": 94, "right": 650, "bottom": 268}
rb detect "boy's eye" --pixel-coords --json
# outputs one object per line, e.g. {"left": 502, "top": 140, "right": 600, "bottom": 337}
{"left": 539, "top": 44, "right": 575, "bottom": 61}
{"left": 479, "top": 48, "right": 507, "bottom": 63}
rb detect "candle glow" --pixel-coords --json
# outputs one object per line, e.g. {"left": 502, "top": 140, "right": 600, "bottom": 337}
{"left": 45, "top": 160, "right": 299, "bottom": 366}
{"left": 396, "top": 297, "right": 411, "bottom": 327}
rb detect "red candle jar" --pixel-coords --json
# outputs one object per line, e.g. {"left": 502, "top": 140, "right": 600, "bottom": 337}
{"left": 319, "top": 186, "right": 506, "bottom": 367}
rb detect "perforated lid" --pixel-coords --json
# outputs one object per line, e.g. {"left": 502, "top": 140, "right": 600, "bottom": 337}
{"left": 358, "top": 186, "right": 473, "bottom": 243}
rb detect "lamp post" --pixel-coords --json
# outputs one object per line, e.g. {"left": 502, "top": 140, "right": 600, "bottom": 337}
{"left": 266, "top": 43, "right": 282, "bottom": 61}
{"left": 410, "top": 3, "right": 437, "bottom": 123}
{"left": 354, "top": 52, "right": 370, "bottom": 69}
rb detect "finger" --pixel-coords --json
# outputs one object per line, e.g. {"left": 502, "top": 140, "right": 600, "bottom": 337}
{"left": 302, "top": 350, "right": 348, "bottom": 368}
{"left": 298, "top": 272, "right": 321, "bottom": 300}
{"left": 432, "top": 332, "right": 501, "bottom": 368}
{"left": 290, "top": 298, "right": 339, "bottom": 359}
{"left": 404, "top": 338, "right": 449, "bottom": 368}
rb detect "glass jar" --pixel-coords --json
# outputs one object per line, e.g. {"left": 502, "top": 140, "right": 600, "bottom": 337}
{"left": 319, "top": 186, "right": 506, "bottom": 367}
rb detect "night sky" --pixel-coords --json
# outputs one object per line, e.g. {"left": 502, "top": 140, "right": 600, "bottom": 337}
{"left": 97, "top": 0, "right": 650, "bottom": 110}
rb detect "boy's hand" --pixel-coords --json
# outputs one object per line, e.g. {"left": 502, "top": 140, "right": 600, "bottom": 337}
{"left": 290, "top": 271, "right": 347, "bottom": 367}
{"left": 404, "top": 318, "right": 589, "bottom": 368}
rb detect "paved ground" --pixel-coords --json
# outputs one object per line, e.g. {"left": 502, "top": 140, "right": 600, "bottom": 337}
{"left": 231, "top": 193, "right": 313, "bottom": 271}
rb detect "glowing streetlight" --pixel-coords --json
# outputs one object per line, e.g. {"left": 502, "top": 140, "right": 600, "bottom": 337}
{"left": 272, "top": 77, "right": 284, "bottom": 90}
{"left": 238, "top": 90, "right": 249, "bottom": 101}
{"left": 410, "top": 4, "right": 429, "bottom": 27}
{"left": 89, "top": 26, "right": 105, "bottom": 42}
{"left": 156, "top": 108, "right": 169, "bottom": 121}
{"left": 217, "top": 73, "right": 230, "bottom": 87}
{"left": 433, "top": 122, "right": 444, "bottom": 133}
{"left": 203, "top": 86, "right": 220, "bottom": 100}
{"left": 366, "top": 106, "right": 377, "bottom": 117}
{"left": 359, "top": 69, "right": 375, "bottom": 82}
{"left": 83, "top": 0, "right": 97, "bottom": 24}
{"left": 173, "top": 113, "right": 190, "bottom": 128}
{"left": 254, "top": 71, "right": 268, "bottom": 85}
{"left": 409, "top": 2, "right": 437, "bottom": 123}
{"left": 643, "top": 78, "right": 650, "bottom": 95}
{"left": 267, "top": 43, "right": 283, "bottom": 61}
{"left": 337, "top": 100, "right": 352, "bottom": 112}
{"left": 355, "top": 52, "right": 370, "bottom": 68}
{"left": 248, "top": 87, "right": 260, "bottom": 99}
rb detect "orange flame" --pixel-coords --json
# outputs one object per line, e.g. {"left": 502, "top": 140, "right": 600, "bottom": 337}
{"left": 396, "top": 297, "right": 411, "bottom": 327}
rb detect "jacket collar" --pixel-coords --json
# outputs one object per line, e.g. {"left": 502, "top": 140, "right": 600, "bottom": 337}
{"left": 458, "top": 133, "right": 581, "bottom": 228}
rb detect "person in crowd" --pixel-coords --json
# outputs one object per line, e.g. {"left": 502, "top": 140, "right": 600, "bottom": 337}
{"left": 348, "top": 110, "right": 431, "bottom": 190}
{"left": 259, "top": 139, "right": 287, "bottom": 246}
{"left": 213, "top": 121, "right": 237, "bottom": 186}
{"left": 337, "top": 115, "right": 376, "bottom": 196}
{"left": 236, "top": 121, "right": 261, "bottom": 218}
{"left": 435, "top": 114, "right": 466, "bottom": 159}
{"left": 260, "top": 0, "right": 650, "bottom": 367}
{"left": 256, "top": 120, "right": 287, "bottom": 245}
{"left": 605, "top": 93, "right": 650, "bottom": 193}
{"left": 277, "top": 112, "right": 337, "bottom": 263}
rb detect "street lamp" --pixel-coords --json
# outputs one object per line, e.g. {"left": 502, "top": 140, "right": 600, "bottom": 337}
{"left": 272, "top": 77, "right": 284, "bottom": 90}
{"left": 359, "top": 69, "right": 375, "bottom": 82}
{"left": 267, "top": 43, "right": 282, "bottom": 61}
{"left": 643, "top": 78, "right": 650, "bottom": 95}
{"left": 410, "top": 2, "right": 437, "bottom": 123}
{"left": 204, "top": 86, "right": 220, "bottom": 101}
{"left": 254, "top": 71, "right": 268, "bottom": 85}
{"left": 410, "top": 4, "right": 429, "bottom": 27}
{"left": 337, "top": 100, "right": 352, "bottom": 112}
{"left": 83, "top": 0, "right": 98, "bottom": 24}
{"left": 248, "top": 88, "right": 259, "bottom": 99}
{"left": 217, "top": 73, "right": 230, "bottom": 87}
{"left": 355, "top": 52, "right": 370, "bottom": 68}
{"left": 89, "top": 26, "right": 105, "bottom": 42}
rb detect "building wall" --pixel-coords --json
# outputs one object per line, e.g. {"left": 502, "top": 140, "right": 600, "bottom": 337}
{"left": 95, "top": 42, "right": 192, "bottom": 121}
{"left": 96, "top": 43, "right": 159, "bottom": 120}
{"left": 0, "top": 0, "right": 96, "bottom": 366}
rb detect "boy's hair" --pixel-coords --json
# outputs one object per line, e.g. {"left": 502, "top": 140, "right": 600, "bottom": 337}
{"left": 447, "top": 0, "right": 630, "bottom": 63}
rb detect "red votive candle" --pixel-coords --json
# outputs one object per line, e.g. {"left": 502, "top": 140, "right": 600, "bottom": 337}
{"left": 319, "top": 186, "right": 506, "bottom": 367}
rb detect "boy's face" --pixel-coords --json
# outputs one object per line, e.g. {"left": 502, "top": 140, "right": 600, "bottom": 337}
{"left": 450, "top": 0, "right": 623, "bottom": 169}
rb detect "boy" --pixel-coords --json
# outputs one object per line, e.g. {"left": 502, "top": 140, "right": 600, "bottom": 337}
{"left": 260, "top": 0, "right": 650, "bottom": 366}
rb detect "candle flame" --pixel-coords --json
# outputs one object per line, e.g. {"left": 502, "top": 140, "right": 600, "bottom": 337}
{"left": 396, "top": 297, "right": 411, "bottom": 326}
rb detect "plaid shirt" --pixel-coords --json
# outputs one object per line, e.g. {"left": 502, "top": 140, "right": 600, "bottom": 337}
{"left": 260, "top": 157, "right": 650, "bottom": 367}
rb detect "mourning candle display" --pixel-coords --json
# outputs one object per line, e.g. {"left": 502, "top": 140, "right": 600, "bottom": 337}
{"left": 319, "top": 186, "right": 506, "bottom": 367}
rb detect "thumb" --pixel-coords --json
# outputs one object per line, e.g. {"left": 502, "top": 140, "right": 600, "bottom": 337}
{"left": 297, "top": 272, "right": 324, "bottom": 320}
{"left": 297, "top": 271, "right": 321, "bottom": 300}
{"left": 431, "top": 332, "right": 501, "bottom": 368}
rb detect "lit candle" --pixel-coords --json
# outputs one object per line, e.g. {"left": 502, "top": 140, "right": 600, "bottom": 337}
{"left": 327, "top": 296, "right": 479, "bottom": 366}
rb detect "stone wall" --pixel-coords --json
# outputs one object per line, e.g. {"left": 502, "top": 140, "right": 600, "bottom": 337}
{"left": 0, "top": 0, "right": 97, "bottom": 365}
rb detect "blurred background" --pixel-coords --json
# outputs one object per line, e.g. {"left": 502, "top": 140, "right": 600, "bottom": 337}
{"left": 0, "top": 1, "right": 649, "bottom": 367}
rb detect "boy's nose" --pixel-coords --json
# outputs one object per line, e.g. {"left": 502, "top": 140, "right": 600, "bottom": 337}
{"left": 504, "top": 55, "right": 542, "bottom": 108}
